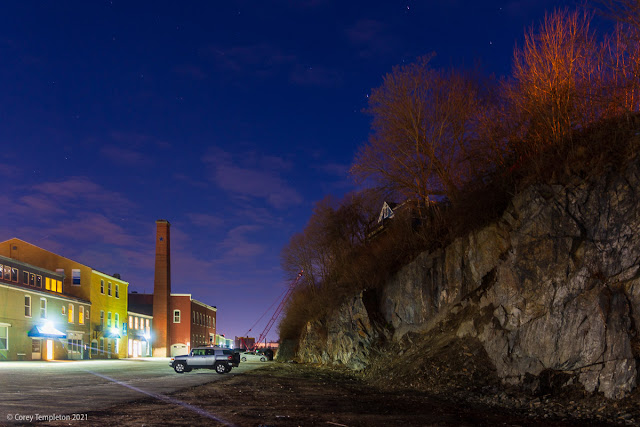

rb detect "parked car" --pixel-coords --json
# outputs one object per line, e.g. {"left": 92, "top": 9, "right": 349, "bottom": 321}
{"left": 170, "top": 347, "right": 240, "bottom": 374}
{"left": 240, "top": 351, "right": 267, "bottom": 362}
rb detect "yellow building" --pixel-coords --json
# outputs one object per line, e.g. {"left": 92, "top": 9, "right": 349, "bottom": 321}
{"left": 89, "top": 270, "right": 128, "bottom": 358}
{"left": 0, "top": 238, "right": 129, "bottom": 359}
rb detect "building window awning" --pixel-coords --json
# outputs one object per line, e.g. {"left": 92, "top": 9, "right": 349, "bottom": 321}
{"left": 27, "top": 324, "right": 67, "bottom": 339}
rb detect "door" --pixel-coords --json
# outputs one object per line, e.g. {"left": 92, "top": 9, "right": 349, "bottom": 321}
{"left": 45, "top": 339, "right": 53, "bottom": 360}
{"left": 67, "top": 333, "right": 83, "bottom": 360}
{"left": 170, "top": 344, "right": 187, "bottom": 357}
{"left": 189, "top": 348, "right": 206, "bottom": 366}
{"left": 31, "top": 339, "right": 41, "bottom": 360}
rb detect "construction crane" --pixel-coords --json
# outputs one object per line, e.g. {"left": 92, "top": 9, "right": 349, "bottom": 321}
{"left": 241, "top": 269, "right": 304, "bottom": 352}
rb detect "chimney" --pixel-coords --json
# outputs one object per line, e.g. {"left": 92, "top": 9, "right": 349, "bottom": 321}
{"left": 152, "top": 220, "right": 171, "bottom": 357}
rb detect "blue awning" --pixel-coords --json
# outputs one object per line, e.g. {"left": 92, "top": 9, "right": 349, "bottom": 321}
{"left": 27, "top": 325, "right": 67, "bottom": 339}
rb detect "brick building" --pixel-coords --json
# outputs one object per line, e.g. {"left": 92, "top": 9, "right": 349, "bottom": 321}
{"left": 129, "top": 220, "right": 217, "bottom": 357}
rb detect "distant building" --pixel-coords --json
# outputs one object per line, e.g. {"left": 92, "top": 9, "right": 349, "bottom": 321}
{"left": 215, "top": 334, "right": 233, "bottom": 348}
{"left": 128, "top": 291, "right": 217, "bottom": 356}
{"left": 235, "top": 336, "right": 255, "bottom": 350}
{"left": 127, "top": 310, "right": 152, "bottom": 357}
{"left": 255, "top": 341, "right": 279, "bottom": 350}
{"left": 367, "top": 199, "right": 436, "bottom": 239}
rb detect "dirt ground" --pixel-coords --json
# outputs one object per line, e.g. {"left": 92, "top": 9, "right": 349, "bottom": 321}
{"left": 34, "top": 361, "right": 633, "bottom": 427}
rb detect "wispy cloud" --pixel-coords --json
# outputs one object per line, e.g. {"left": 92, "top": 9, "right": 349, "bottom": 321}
{"left": 208, "top": 42, "right": 297, "bottom": 76}
{"left": 32, "top": 177, "right": 134, "bottom": 208}
{"left": 0, "top": 173, "right": 163, "bottom": 292}
{"left": 219, "top": 225, "right": 265, "bottom": 259}
{"left": 49, "top": 213, "right": 138, "bottom": 246}
{"left": 100, "top": 145, "right": 152, "bottom": 166}
{"left": 0, "top": 162, "right": 21, "bottom": 178}
{"left": 173, "top": 64, "right": 207, "bottom": 80}
{"left": 290, "top": 65, "right": 343, "bottom": 87}
{"left": 203, "top": 148, "right": 303, "bottom": 208}
{"left": 318, "top": 162, "right": 350, "bottom": 177}
{"left": 345, "top": 19, "right": 397, "bottom": 58}
{"left": 186, "top": 213, "right": 224, "bottom": 229}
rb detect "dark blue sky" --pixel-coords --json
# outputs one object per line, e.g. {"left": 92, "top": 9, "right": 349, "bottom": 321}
{"left": 0, "top": 0, "right": 580, "bottom": 341}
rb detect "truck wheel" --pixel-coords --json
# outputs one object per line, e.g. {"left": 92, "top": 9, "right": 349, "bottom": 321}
{"left": 214, "top": 363, "right": 227, "bottom": 374}
{"left": 224, "top": 365, "right": 232, "bottom": 373}
{"left": 241, "top": 356, "right": 247, "bottom": 362}
{"left": 260, "top": 356, "right": 266, "bottom": 362}
{"left": 174, "top": 362, "right": 186, "bottom": 373}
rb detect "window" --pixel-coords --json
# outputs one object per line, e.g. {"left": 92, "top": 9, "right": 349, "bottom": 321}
{"left": 35, "top": 275, "right": 42, "bottom": 288}
{"left": 108, "top": 282, "right": 112, "bottom": 296}
{"left": 99, "top": 338, "right": 104, "bottom": 354}
{"left": 134, "top": 316, "right": 138, "bottom": 330}
{"left": 115, "top": 284, "right": 119, "bottom": 298}
{"left": 100, "top": 280, "right": 104, "bottom": 294}
{"left": 212, "top": 317, "right": 215, "bottom": 328}
{"left": 100, "top": 311, "right": 104, "bottom": 327}
{"left": 193, "top": 312, "right": 195, "bottom": 323}
{"left": 173, "top": 310, "right": 181, "bottom": 323}
{"left": 25, "top": 295, "right": 31, "bottom": 317}
{"left": 107, "top": 312, "right": 112, "bottom": 327}
{"left": 145, "top": 318, "right": 150, "bottom": 333}
{"left": 79, "top": 306, "right": 85, "bottom": 325}
{"left": 3, "top": 265, "right": 10, "bottom": 280}
{"left": 0, "top": 325, "right": 7, "bottom": 350}
{"left": 40, "top": 299, "right": 47, "bottom": 319}
{"left": 29, "top": 274, "right": 35, "bottom": 286}
{"left": 114, "top": 313, "right": 119, "bottom": 328}
{"left": 56, "top": 280, "right": 62, "bottom": 293}
{"left": 23, "top": 271, "right": 29, "bottom": 285}
{"left": 45, "top": 277, "right": 51, "bottom": 290}
{"left": 11, "top": 268, "right": 17, "bottom": 282}
{"left": 129, "top": 316, "right": 133, "bottom": 329}
{"left": 67, "top": 338, "right": 81, "bottom": 355}
{"left": 71, "top": 269, "right": 81, "bottom": 285}
{"left": 61, "top": 305, "right": 66, "bottom": 315}
{"left": 68, "top": 304, "right": 74, "bottom": 323}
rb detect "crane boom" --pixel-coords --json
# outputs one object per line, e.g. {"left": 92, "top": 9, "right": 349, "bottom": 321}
{"left": 248, "top": 270, "right": 303, "bottom": 351}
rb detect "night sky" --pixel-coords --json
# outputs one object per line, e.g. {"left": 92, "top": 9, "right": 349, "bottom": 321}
{"left": 0, "top": 0, "right": 581, "bottom": 341}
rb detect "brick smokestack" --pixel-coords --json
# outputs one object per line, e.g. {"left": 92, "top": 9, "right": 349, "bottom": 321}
{"left": 152, "top": 220, "right": 171, "bottom": 357}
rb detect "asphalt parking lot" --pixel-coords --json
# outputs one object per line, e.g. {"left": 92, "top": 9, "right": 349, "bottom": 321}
{"left": 0, "top": 358, "right": 265, "bottom": 423}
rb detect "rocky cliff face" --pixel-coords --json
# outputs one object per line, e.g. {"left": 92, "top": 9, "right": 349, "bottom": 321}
{"left": 296, "top": 159, "right": 640, "bottom": 399}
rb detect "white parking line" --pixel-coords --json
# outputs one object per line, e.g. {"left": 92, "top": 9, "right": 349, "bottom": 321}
{"left": 82, "top": 369, "right": 236, "bottom": 426}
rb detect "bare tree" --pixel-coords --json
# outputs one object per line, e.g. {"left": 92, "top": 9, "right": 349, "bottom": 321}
{"left": 596, "top": 0, "right": 640, "bottom": 35}
{"left": 507, "top": 9, "right": 600, "bottom": 154}
{"left": 280, "top": 191, "right": 380, "bottom": 290}
{"left": 350, "top": 55, "right": 484, "bottom": 205}
{"left": 596, "top": 0, "right": 640, "bottom": 114}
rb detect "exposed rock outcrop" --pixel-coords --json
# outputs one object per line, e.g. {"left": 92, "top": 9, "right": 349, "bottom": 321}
{"left": 296, "top": 159, "right": 640, "bottom": 399}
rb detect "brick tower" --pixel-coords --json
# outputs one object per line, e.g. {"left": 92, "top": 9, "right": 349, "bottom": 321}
{"left": 152, "top": 220, "right": 171, "bottom": 357}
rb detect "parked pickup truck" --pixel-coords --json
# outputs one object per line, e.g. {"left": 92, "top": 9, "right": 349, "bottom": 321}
{"left": 170, "top": 347, "right": 240, "bottom": 374}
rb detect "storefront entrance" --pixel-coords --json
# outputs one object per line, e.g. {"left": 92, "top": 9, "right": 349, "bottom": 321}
{"left": 31, "top": 339, "right": 41, "bottom": 360}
